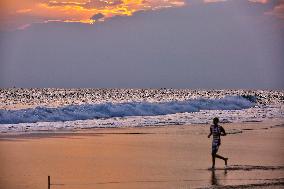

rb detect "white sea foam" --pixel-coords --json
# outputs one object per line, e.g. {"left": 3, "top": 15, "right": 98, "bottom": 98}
{"left": 0, "top": 96, "right": 253, "bottom": 125}
{"left": 1, "top": 105, "right": 283, "bottom": 133}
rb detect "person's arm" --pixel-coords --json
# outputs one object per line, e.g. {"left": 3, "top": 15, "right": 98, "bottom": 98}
{"left": 220, "top": 126, "right": 226, "bottom": 136}
{"left": 208, "top": 127, "right": 212, "bottom": 138}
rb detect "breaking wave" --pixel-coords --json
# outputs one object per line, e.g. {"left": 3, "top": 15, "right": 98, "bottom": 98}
{"left": 0, "top": 96, "right": 254, "bottom": 124}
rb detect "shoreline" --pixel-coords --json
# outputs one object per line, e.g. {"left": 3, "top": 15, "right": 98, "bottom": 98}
{"left": 0, "top": 118, "right": 283, "bottom": 137}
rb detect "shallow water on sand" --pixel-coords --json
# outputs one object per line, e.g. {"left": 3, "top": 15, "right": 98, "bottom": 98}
{"left": 0, "top": 121, "right": 283, "bottom": 189}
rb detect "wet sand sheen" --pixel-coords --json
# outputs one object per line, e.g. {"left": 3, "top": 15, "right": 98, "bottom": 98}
{"left": 0, "top": 120, "right": 284, "bottom": 189}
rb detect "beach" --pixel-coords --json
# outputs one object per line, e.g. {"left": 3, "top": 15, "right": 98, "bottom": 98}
{"left": 1, "top": 0, "right": 284, "bottom": 187}
{"left": 0, "top": 119, "right": 283, "bottom": 189}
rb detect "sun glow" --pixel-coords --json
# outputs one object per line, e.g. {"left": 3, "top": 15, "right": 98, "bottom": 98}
{"left": 1, "top": 0, "right": 282, "bottom": 31}
{"left": 6, "top": 0, "right": 185, "bottom": 29}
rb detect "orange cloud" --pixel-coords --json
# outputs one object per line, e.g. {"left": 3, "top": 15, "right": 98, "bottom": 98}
{"left": 16, "top": 8, "right": 32, "bottom": 13}
{"left": 1, "top": 0, "right": 186, "bottom": 30}
{"left": 1, "top": 0, "right": 283, "bottom": 31}
{"left": 33, "top": 0, "right": 186, "bottom": 24}
{"left": 248, "top": 0, "right": 269, "bottom": 3}
{"left": 265, "top": 0, "right": 284, "bottom": 19}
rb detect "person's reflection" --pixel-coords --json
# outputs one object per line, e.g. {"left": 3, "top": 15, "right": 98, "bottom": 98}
{"left": 211, "top": 169, "right": 227, "bottom": 186}
{"left": 211, "top": 169, "right": 219, "bottom": 186}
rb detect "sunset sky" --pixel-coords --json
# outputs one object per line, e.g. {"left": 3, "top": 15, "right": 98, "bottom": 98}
{"left": 1, "top": 0, "right": 186, "bottom": 30}
{"left": 0, "top": 0, "right": 283, "bottom": 88}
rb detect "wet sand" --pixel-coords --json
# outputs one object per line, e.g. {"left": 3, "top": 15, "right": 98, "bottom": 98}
{"left": 0, "top": 120, "right": 284, "bottom": 189}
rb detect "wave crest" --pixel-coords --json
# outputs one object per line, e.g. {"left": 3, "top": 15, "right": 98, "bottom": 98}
{"left": 0, "top": 96, "right": 254, "bottom": 124}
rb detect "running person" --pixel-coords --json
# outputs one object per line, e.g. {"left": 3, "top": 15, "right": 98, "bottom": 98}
{"left": 208, "top": 117, "right": 228, "bottom": 169}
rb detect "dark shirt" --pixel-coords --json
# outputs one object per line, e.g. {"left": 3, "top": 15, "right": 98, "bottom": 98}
{"left": 210, "top": 124, "right": 225, "bottom": 145}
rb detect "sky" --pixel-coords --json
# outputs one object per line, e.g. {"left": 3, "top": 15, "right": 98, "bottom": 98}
{"left": 0, "top": 0, "right": 283, "bottom": 89}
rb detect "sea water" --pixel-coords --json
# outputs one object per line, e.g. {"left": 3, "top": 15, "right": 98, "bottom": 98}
{"left": 0, "top": 89, "right": 283, "bottom": 132}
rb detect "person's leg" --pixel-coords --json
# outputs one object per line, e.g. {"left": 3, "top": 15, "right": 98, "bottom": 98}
{"left": 215, "top": 154, "right": 228, "bottom": 166}
{"left": 211, "top": 153, "right": 216, "bottom": 169}
{"left": 211, "top": 144, "right": 218, "bottom": 169}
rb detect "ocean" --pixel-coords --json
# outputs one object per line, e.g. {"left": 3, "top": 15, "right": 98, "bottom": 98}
{"left": 0, "top": 88, "right": 283, "bottom": 133}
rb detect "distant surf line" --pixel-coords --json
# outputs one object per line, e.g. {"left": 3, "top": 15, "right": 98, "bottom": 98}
{"left": 0, "top": 96, "right": 254, "bottom": 124}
